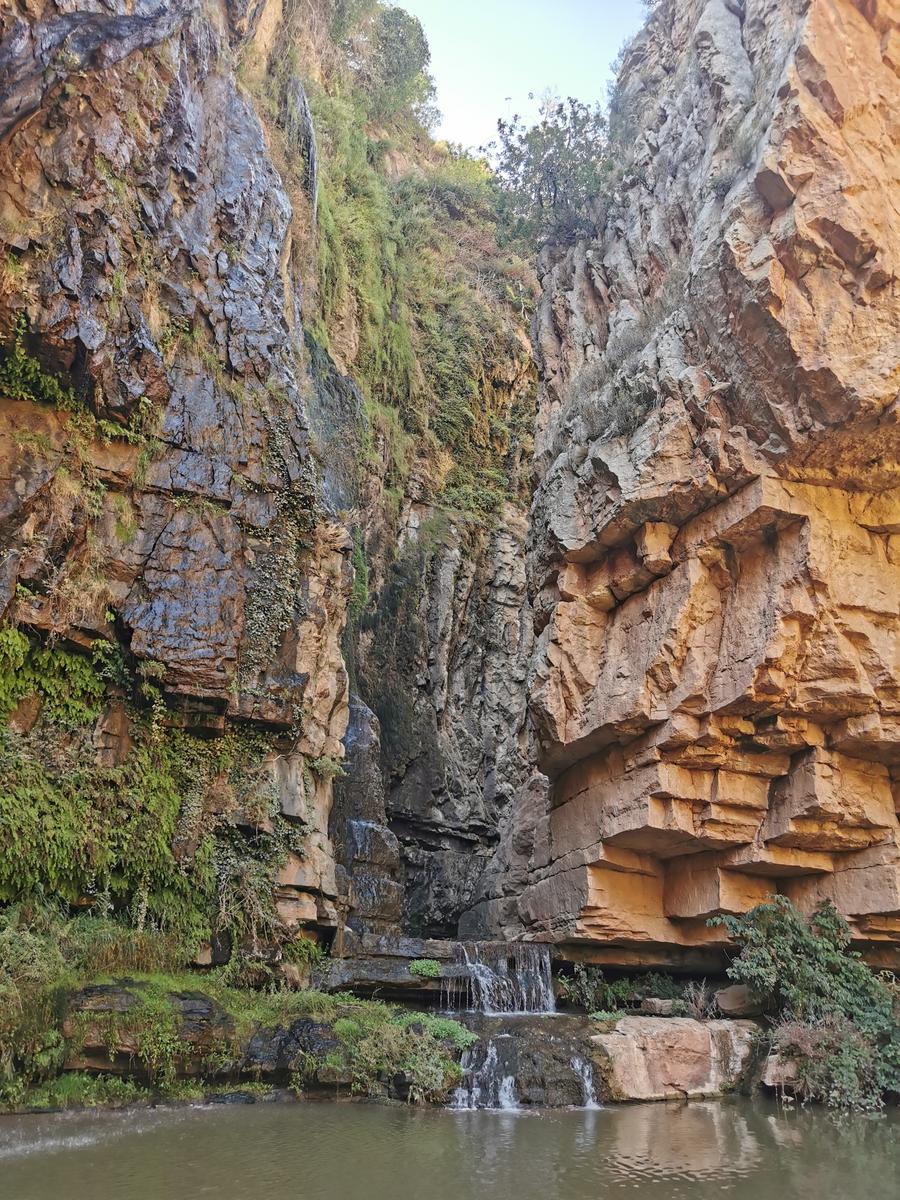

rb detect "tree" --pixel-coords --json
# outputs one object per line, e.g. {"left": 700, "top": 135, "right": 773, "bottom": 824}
{"left": 368, "top": 6, "right": 435, "bottom": 123}
{"left": 489, "top": 94, "right": 609, "bottom": 244}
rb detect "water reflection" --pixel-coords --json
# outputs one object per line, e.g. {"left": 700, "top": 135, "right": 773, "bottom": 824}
{"left": 0, "top": 1096, "right": 897, "bottom": 1200}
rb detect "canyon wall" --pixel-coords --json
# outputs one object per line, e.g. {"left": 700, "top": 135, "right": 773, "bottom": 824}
{"left": 338, "top": 501, "right": 535, "bottom": 938}
{"left": 0, "top": 0, "right": 355, "bottom": 945}
{"left": 517, "top": 0, "right": 900, "bottom": 966}
{"left": 0, "top": 0, "right": 534, "bottom": 954}
{"left": 1, "top": 0, "right": 897, "bottom": 972}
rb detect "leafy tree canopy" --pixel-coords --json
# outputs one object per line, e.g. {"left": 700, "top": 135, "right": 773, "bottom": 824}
{"left": 489, "top": 94, "right": 610, "bottom": 245}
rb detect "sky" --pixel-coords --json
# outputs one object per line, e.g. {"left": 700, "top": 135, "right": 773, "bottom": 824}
{"left": 396, "top": 0, "right": 648, "bottom": 151}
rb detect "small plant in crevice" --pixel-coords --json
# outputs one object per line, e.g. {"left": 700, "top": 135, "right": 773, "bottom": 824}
{"left": 683, "top": 979, "right": 717, "bottom": 1021}
{"left": 408, "top": 958, "right": 441, "bottom": 979}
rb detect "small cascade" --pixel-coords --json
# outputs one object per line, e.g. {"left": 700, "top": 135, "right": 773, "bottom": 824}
{"left": 442, "top": 942, "right": 555, "bottom": 1014}
{"left": 452, "top": 1037, "right": 519, "bottom": 1111}
{"left": 570, "top": 1055, "right": 600, "bottom": 1109}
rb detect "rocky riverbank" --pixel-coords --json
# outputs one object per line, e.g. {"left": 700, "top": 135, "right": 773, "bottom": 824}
{"left": 10, "top": 975, "right": 775, "bottom": 1115}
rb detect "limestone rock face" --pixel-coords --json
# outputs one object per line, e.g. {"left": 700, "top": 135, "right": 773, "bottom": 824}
{"left": 522, "top": 0, "right": 900, "bottom": 963}
{"left": 592, "top": 1016, "right": 758, "bottom": 1101}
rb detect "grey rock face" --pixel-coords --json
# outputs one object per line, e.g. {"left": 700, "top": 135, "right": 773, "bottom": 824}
{"left": 354, "top": 502, "right": 540, "bottom": 937}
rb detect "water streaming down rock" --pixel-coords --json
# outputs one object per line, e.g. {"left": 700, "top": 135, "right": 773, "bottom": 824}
{"left": 441, "top": 943, "right": 555, "bottom": 1014}
{"left": 452, "top": 1037, "right": 519, "bottom": 1111}
{"left": 450, "top": 1017, "right": 605, "bottom": 1111}
{"left": 570, "top": 1055, "right": 600, "bottom": 1109}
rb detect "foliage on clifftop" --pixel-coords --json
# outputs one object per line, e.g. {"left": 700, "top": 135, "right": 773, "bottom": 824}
{"left": 247, "top": 0, "right": 536, "bottom": 523}
{"left": 490, "top": 95, "right": 611, "bottom": 244}
{"left": 713, "top": 897, "right": 900, "bottom": 1111}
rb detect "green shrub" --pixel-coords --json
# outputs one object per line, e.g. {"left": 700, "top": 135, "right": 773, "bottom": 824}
{"left": 328, "top": 1003, "right": 467, "bottom": 1102}
{"left": 0, "top": 627, "right": 105, "bottom": 729}
{"left": 394, "top": 1012, "right": 477, "bottom": 1051}
{"left": 560, "top": 964, "right": 684, "bottom": 1012}
{"left": 0, "top": 628, "right": 309, "bottom": 952}
{"left": 490, "top": 95, "right": 610, "bottom": 243}
{"left": 0, "top": 314, "right": 76, "bottom": 408}
{"left": 712, "top": 897, "right": 900, "bottom": 1110}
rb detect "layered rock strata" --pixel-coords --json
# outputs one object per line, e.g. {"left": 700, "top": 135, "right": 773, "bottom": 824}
{"left": 0, "top": 0, "right": 535, "bottom": 948}
{"left": 520, "top": 0, "right": 900, "bottom": 964}
{"left": 0, "top": 0, "right": 353, "bottom": 938}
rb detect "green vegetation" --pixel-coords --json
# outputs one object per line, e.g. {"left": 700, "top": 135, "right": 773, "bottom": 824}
{"left": 0, "top": 903, "right": 471, "bottom": 1109}
{"left": 312, "top": 100, "right": 533, "bottom": 518}
{"left": 0, "top": 901, "right": 187, "bottom": 1106}
{"left": 0, "top": 314, "right": 76, "bottom": 407}
{"left": 20, "top": 1072, "right": 147, "bottom": 1111}
{"left": 408, "top": 958, "right": 442, "bottom": 979}
{"left": 320, "top": 1002, "right": 471, "bottom": 1103}
{"left": 712, "top": 897, "right": 900, "bottom": 1111}
{"left": 490, "top": 94, "right": 611, "bottom": 244}
{"left": 0, "top": 627, "right": 308, "bottom": 955}
{"left": 250, "top": 1, "right": 534, "bottom": 525}
{"left": 560, "top": 965, "right": 686, "bottom": 1014}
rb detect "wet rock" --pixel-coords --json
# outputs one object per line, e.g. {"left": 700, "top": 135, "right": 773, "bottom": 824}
{"left": 242, "top": 1018, "right": 344, "bottom": 1081}
{"left": 454, "top": 1014, "right": 605, "bottom": 1109}
{"left": 330, "top": 699, "right": 404, "bottom": 934}
{"left": 760, "top": 1051, "right": 799, "bottom": 1092}
{"left": 0, "top": 0, "right": 354, "bottom": 939}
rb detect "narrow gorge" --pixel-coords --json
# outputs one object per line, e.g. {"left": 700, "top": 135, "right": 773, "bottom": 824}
{"left": 0, "top": 0, "right": 898, "bottom": 1160}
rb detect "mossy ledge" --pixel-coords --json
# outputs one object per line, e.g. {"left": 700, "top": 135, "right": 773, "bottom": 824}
{"left": 0, "top": 902, "right": 475, "bottom": 1111}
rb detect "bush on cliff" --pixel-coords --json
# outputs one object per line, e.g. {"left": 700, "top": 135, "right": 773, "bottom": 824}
{"left": 490, "top": 94, "right": 612, "bottom": 244}
{"left": 408, "top": 958, "right": 441, "bottom": 979}
{"left": 559, "top": 964, "right": 684, "bottom": 1013}
{"left": 712, "top": 897, "right": 900, "bottom": 1110}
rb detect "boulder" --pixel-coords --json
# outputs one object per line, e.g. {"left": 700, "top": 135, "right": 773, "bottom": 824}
{"left": 715, "top": 984, "right": 763, "bottom": 1018}
{"left": 592, "top": 1017, "right": 758, "bottom": 1101}
{"left": 640, "top": 998, "right": 677, "bottom": 1016}
{"left": 760, "top": 1052, "right": 799, "bottom": 1091}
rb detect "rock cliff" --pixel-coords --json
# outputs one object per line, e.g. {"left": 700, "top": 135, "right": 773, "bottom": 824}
{"left": 0, "top": 0, "right": 897, "bottom": 974}
{"left": 518, "top": 0, "right": 900, "bottom": 966}
{"left": 0, "top": 0, "right": 534, "bottom": 953}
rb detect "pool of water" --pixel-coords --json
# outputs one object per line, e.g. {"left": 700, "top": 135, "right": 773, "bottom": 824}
{"left": 1, "top": 1096, "right": 897, "bottom": 1200}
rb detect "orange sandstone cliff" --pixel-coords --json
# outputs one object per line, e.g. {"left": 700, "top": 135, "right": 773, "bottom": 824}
{"left": 474, "top": 0, "right": 900, "bottom": 967}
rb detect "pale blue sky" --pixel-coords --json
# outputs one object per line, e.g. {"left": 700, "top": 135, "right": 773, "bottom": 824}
{"left": 397, "top": 0, "right": 648, "bottom": 150}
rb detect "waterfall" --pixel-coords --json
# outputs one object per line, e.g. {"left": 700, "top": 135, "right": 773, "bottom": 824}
{"left": 442, "top": 942, "right": 555, "bottom": 1014}
{"left": 570, "top": 1055, "right": 600, "bottom": 1109}
{"left": 451, "top": 1038, "right": 519, "bottom": 1110}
